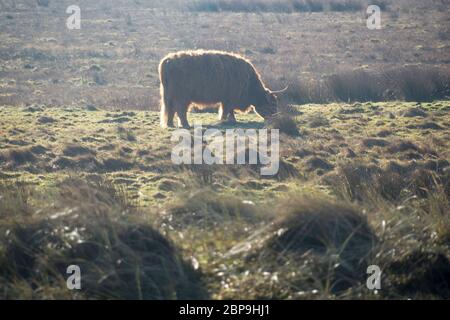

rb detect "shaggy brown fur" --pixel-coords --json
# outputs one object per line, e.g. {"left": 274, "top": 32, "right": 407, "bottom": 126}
{"left": 159, "top": 50, "right": 283, "bottom": 128}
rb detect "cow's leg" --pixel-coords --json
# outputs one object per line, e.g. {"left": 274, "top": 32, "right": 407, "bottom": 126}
{"left": 161, "top": 108, "right": 175, "bottom": 128}
{"left": 161, "top": 95, "right": 176, "bottom": 128}
{"left": 227, "top": 110, "right": 237, "bottom": 123}
{"left": 167, "top": 109, "right": 175, "bottom": 128}
{"left": 219, "top": 103, "right": 235, "bottom": 123}
{"left": 176, "top": 102, "right": 190, "bottom": 129}
{"left": 178, "top": 113, "right": 190, "bottom": 129}
{"left": 218, "top": 104, "right": 226, "bottom": 121}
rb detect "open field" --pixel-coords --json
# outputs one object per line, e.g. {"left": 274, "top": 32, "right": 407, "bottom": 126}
{"left": 0, "top": 0, "right": 449, "bottom": 300}
{"left": 0, "top": 0, "right": 449, "bottom": 108}
{"left": 0, "top": 101, "right": 449, "bottom": 299}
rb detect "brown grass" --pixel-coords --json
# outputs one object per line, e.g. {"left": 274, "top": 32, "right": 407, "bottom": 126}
{"left": 1, "top": 1, "right": 449, "bottom": 109}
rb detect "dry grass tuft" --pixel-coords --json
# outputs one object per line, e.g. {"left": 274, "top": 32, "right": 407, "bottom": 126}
{"left": 266, "top": 114, "right": 301, "bottom": 137}
{"left": 268, "top": 196, "right": 376, "bottom": 259}
{"left": 165, "top": 189, "right": 260, "bottom": 228}
{"left": 384, "top": 250, "right": 450, "bottom": 299}
{"left": 0, "top": 178, "right": 207, "bottom": 299}
{"left": 229, "top": 195, "right": 377, "bottom": 295}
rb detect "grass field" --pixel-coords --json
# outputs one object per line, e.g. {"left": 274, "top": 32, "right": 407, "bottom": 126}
{"left": 1, "top": 101, "right": 449, "bottom": 299}
{"left": 0, "top": 0, "right": 449, "bottom": 300}
{"left": 1, "top": 0, "right": 449, "bottom": 108}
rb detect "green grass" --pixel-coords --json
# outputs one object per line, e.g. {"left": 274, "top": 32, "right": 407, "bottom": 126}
{"left": 0, "top": 101, "right": 449, "bottom": 299}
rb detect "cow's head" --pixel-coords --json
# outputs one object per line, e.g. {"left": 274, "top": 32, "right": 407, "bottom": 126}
{"left": 254, "top": 87, "right": 288, "bottom": 119}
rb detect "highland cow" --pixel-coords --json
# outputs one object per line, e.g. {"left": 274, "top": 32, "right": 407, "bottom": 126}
{"left": 159, "top": 50, "right": 287, "bottom": 128}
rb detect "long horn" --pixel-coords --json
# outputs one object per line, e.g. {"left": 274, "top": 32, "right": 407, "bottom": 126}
{"left": 270, "top": 85, "right": 289, "bottom": 94}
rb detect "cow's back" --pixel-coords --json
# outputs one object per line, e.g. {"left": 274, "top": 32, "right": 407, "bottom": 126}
{"left": 159, "top": 51, "right": 255, "bottom": 104}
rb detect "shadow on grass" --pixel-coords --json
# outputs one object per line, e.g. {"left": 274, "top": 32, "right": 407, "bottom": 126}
{"left": 196, "top": 120, "right": 266, "bottom": 131}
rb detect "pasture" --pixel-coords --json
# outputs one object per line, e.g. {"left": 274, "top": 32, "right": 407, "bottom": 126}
{"left": 0, "top": 0, "right": 449, "bottom": 299}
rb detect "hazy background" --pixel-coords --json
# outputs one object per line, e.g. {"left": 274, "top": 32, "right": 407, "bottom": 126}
{"left": 0, "top": 0, "right": 449, "bottom": 109}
